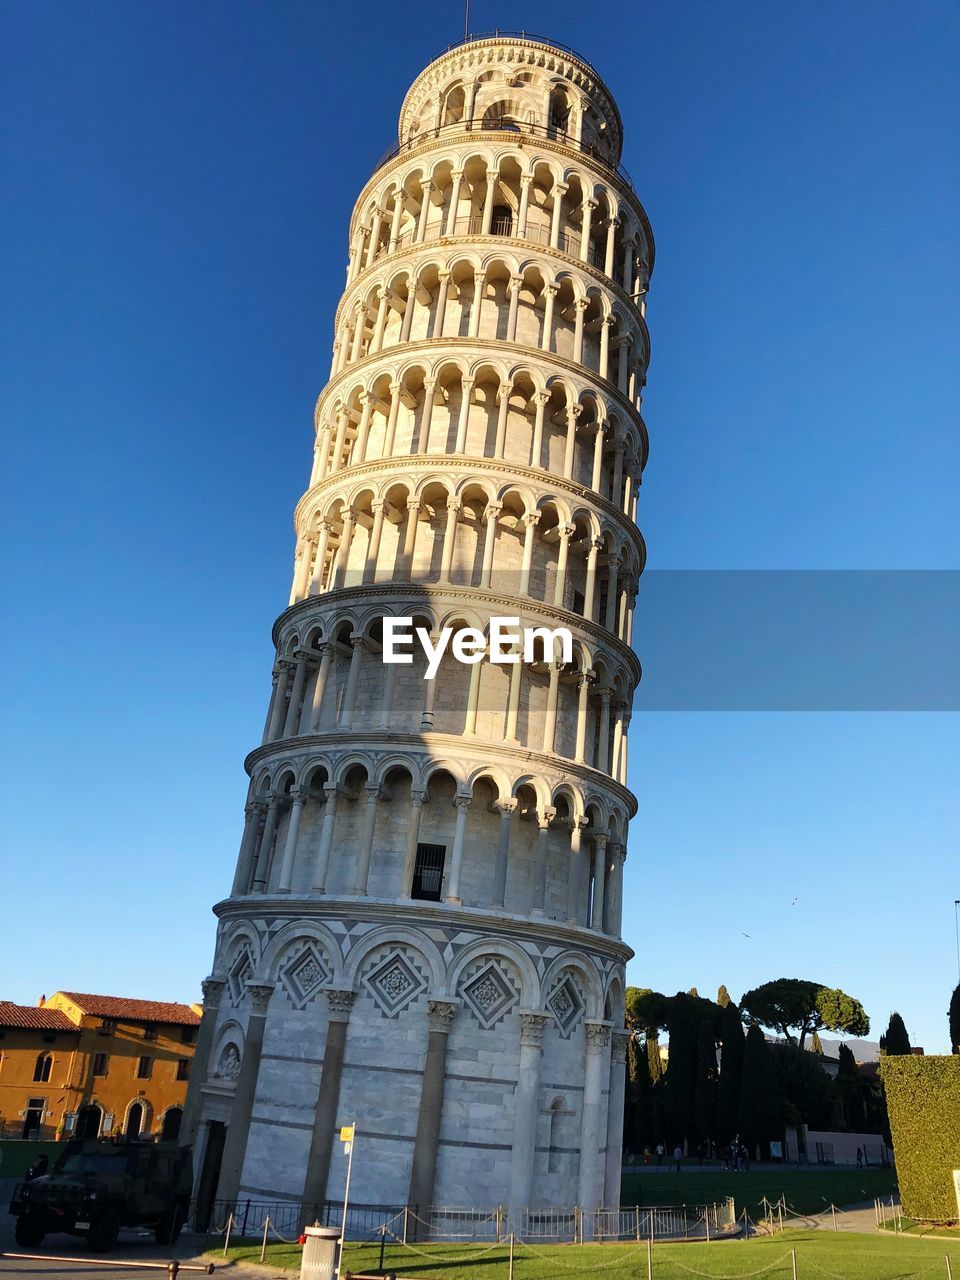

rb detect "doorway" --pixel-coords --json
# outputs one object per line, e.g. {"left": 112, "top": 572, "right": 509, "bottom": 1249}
{"left": 193, "top": 1120, "right": 227, "bottom": 1230}
{"left": 75, "top": 1104, "right": 103, "bottom": 1139}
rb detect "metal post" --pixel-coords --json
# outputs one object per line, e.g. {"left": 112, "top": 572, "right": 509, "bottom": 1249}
{"left": 378, "top": 1225, "right": 386, "bottom": 1274}
{"left": 831, "top": 1203, "right": 837, "bottom": 1232}
{"left": 241, "top": 1199, "right": 250, "bottom": 1237}
{"left": 335, "top": 1125, "right": 357, "bottom": 1280}
{"left": 705, "top": 1205, "right": 711, "bottom": 1242}
{"left": 496, "top": 1203, "right": 503, "bottom": 1243}
{"left": 223, "top": 1210, "right": 234, "bottom": 1255}
{"left": 778, "top": 1202, "right": 784, "bottom": 1233}
{"left": 945, "top": 1255, "right": 953, "bottom": 1280}
{"left": 259, "top": 1215, "right": 270, "bottom": 1263}
{"left": 647, "top": 1237, "right": 653, "bottom": 1280}
{"left": 509, "top": 1231, "right": 514, "bottom": 1280}
{"left": 635, "top": 1205, "right": 641, "bottom": 1241}
{"left": 791, "top": 1246, "right": 798, "bottom": 1279}
{"left": 402, "top": 1204, "right": 409, "bottom": 1246}
{"left": 167, "top": 1265, "right": 179, "bottom": 1280}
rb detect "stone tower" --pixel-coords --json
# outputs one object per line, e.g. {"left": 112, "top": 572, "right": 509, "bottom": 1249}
{"left": 183, "top": 32, "right": 653, "bottom": 1230}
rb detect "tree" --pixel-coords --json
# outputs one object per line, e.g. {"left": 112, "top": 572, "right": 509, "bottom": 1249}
{"left": 836, "top": 1043, "right": 866, "bottom": 1131}
{"left": 774, "top": 1042, "right": 835, "bottom": 1130}
{"left": 626, "top": 987, "right": 671, "bottom": 1033}
{"left": 694, "top": 1018, "right": 719, "bottom": 1142}
{"left": 664, "top": 992, "right": 700, "bottom": 1145}
{"left": 950, "top": 984, "right": 960, "bottom": 1054}
{"left": 810, "top": 1030, "right": 824, "bottom": 1055}
{"left": 716, "top": 1000, "right": 745, "bottom": 1143}
{"left": 737, "top": 1024, "right": 782, "bottom": 1156}
{"left": 624, "top": 1033, "right": 646, "bottom": 1153}
{"left": 717, "top": 985, "right": 732, "bottom": 1009}
{"left": 879, "top": 1012, "right": 911, "bottom": 1056}
{"left": 740, "top": 978, "right": 870, "bottom": 1048}
{"left": 647, "top": 1031, "right": 664, "bottom": 1085}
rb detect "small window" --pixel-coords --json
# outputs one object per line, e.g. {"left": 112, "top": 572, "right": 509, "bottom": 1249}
{"left": 176, "top": 1058, "right": 190, "bottom": 1081}
{"left": 98, "top": 1019, "right": 116, "bottom": 1037}
{"left": 180, "top": 1025, "right": 197, "bottom": 1045}
{"left": 136, "top": 1056, "right": 152, "bottom": 1080}
{"left": 92, "top": 1052, "right": 109, "bottom": 1077}
{"left": 142, "top": 1024, "right": 157, "bottom": 1042}
{"left": 412, "top": 843, "right": 445, "bottom": 902}
{"left": 33, "top": 1052, "right": 53, "bottom": 1083}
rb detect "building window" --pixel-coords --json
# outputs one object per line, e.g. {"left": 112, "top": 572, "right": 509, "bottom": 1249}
{"left": 412, "top": 843, "right": 445, "bottom": 902}
{"left": 491, "top": 204, "right": 513, "bottom": 237}
{"left": 33, "top": 1052, "right": 53, "bottom": 1083}
{"left": 175, "top": 1057, "right": 190, "bottom": 1081}
{"left": 92, "top": 1052, "right": 108, "bottom": 1077}
{"left": 180, "top": 1025, "right": 196, "bottom": 1045}
{"left": 42, "top": 1033, "right": 56, "bottom": 1045}
{"left": 136, "top": 1056, "right": 152, "bottom": 1080}
{"left": 98, "top": 1019, "right": 116, "bottom": 1037}
{"left": 142, "top": 1024, "right": 157, "bottom": 1041}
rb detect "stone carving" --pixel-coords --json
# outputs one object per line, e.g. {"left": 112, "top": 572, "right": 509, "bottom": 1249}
{"left": 227, "top": 948, "right": 254, "bottom": 1005}
{"left": 363, "top": 949, "right": 428, "bottom": 1019}
{"left": 611, "top": 1029, "right": 631, "bottom": 1064}
{"left": 427, "top": 999, "right": 458, "bottom": 1032}
{"left": 520, "top": 1011, "right": 550, "bottom": 1047}
{"left": 279, "top": 943, "right": 331, "bottom": 1009}
{"left": 214, "top": 1043, "right": 241, "bottom": 1081}
{"left": 585, "top": 1021, "right": 611, "bottom": 1053}
{"left": 547, "top": 973, "right": 585, "bottom": 1039}
{"left": 246, "top": 983, "right": 275, "bottom": 1016}
{"left": 459, "top": 960, "right": 519, "bottom": 1029}
{"left": 324, "top": 988, "right": 357, "bottom": 1019}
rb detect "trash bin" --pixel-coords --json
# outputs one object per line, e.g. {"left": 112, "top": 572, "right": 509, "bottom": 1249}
{"left": 300, "top": 1224, "right": 340, "bottom": 1280}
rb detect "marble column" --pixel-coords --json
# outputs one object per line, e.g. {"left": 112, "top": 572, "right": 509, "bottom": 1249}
{"left": 407, "top": 1000, "right": 458, "bottom": 1220}
{"left": 508, "top": 1012, "right": 550, "bottom": 1216}
{"left": 603, "top": 1030, "right": 630, "bottom": 1211}
{"left": 577, "top": 1020, "right": 611, "bottom": 1230}
{"left": 301, "top": 990, "right": 357, "bottom": 1220}
{"left": 231, "top": 802, "right": 263, "bottom": 897}
{"left": 215, "top": 982, "right": 275, "bottom": 1208}
{"left": 443, "top": 796, "right": 471, "bottom": 904}
{"left": 251, "top": 793, "right": 280, "bottom": 891}
{"left": 531, "top": 810, "right": 555, "bottom": 915}
{"left": 276, "top": 788, "right": 307, "bottom": 892}
{"left": 312, "top": 786, "right": 339, "bottom": 892}
{"left": 178, "top": 977, "right": 225, "bottom": 1147}
{"left": 400, "top": 788, "right": 428, "bottom": 897}
{"left": 491, "top": 800, "right": 515, "bottom": 908}
{"left": 590, "top": 834, "right": 608, "bottom": 931}
{"left": 350, "top": 785, "right": 381, "bottom": 895}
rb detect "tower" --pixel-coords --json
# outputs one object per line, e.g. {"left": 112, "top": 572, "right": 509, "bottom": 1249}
{"left": 184, "top": 32, "right": 652, "bottom": 1230}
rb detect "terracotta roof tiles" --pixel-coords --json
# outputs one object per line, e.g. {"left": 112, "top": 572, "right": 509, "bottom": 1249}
{"left": 55, "top": 993, "right": 200, "bottom": 1025}
{"left": 0, "top": 1002, "right": 77, "bottom": 1031}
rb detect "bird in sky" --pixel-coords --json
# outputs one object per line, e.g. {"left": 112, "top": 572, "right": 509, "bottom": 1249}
{"left": 742, "top": 932, "right": 751, "bottom": 939}
{"left": 791, "top": 897, "right": 799, "bottom": 906}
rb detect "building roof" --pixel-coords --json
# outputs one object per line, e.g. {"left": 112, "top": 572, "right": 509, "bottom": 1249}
{"left": 53, "top": 993, "right": 201, "bottom": 1025}
{"left": 0, "top": 1002, "right": 77, "bottom": 1032}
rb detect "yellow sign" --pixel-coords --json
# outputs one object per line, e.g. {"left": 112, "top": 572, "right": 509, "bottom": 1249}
{"left": 339, "top": 1124, "right": 355, "bottom": 1143}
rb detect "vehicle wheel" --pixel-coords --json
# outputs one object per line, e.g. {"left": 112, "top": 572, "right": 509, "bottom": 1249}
{"left": 155, "top": 1201, "right": 186, "bottom": 1246}
{"left": 88, "top": 1206, "right": 121, "bottom": 1253}
{"left": 14, "top": 1213, "right": 46, "bottom": 1247}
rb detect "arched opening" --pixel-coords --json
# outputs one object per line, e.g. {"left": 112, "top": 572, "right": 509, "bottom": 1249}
{"left": 75, "top": 1104, "right": 103, "bottom": 1140}
{"left": 161, "top": 1106, "right": 183, "bottom": 1141}
{"left": 125, "top": 1101, "right": 144, "bottom": 1138}
{"left": 33, "top": 1052, "right": 52, "bottom": 1083}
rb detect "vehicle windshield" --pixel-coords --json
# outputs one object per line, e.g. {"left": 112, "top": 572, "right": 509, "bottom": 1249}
{"left": 54, "top": 1152, "right": 131, "bottom": 1176}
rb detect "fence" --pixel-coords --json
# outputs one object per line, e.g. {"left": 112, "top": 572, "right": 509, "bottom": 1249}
{"left": 196, "top": 1195, "right": 737, "bottom": 1243}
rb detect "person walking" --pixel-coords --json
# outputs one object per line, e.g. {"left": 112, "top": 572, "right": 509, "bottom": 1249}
{"left": 674, "top": 1145, "right": 683, "bottom": 1173}
{"left": 656, "top": 1143, "right": 664, "bottom": 1170}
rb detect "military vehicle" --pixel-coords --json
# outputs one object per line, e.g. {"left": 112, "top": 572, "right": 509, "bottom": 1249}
{"left": 9, "top": 1138, "right": 193, "bottom": 1251}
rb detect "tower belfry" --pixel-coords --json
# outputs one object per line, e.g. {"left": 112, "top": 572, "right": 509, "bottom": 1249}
{"left": 184, "top": 31, "right": 653, "bottom": 1227}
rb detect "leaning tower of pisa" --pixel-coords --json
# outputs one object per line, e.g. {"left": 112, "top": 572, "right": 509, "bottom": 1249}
{"left": 183, "top": 32, "right": 653, "bottom": 1231}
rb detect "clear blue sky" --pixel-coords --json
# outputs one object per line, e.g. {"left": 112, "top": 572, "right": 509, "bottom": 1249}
{"left": 2, "top": 2, "right": 958, "bottom": 1052}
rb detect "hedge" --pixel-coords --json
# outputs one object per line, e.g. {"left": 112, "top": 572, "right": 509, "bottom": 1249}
{"left": 880, "top": 1054, "right": 960, "bottom": 1223}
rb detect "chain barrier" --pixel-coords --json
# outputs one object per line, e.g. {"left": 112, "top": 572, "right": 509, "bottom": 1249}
{"left": 803, "top": 1257, "right": 950, "bottom": 1280}
{"left": 515, "top": 1238, "right": 646, "bottom": 1271}
{"left": 381, "top": 1225, "right": 507, "bottom": 1263}
{"left": 668, "top": 1253, "right": 794, "bottom": 1278}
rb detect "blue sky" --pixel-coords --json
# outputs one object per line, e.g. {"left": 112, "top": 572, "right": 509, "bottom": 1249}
{"left": 2, "top": 2, "right": 958, "bottom": 1052}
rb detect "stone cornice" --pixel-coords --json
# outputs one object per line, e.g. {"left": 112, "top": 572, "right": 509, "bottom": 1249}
{"left": 311, "top": 336, "right": 649, "bottom": 467}
{"left": 243, "top": 728, "right": 638, "bottom": 818}
{"left": 212, "top": 892, "right": 635, "bottom": 966}
{"left": 293, "top": 454, "right": 646, "bottom": 566}
{"left": 338, "top": 231, "right": 649, "bottom": 338}
{"left": 272, "top": 579, "right": 643, "bottom": 684}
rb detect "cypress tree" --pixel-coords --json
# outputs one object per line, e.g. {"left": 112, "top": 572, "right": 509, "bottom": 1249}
{"left": 647, "top": 1031, "right": 664, "bottom": 1085}
{"left": 880, "top": 1012, "right": 911, "bottom": 1055}
{"left": 737, "top": 1024, "right": 782, "bottom": 1156}
{"left": 624, "top": 1032, "right": 646, "bottom": 1152}
{"left": 837, "top": 1043, "right": 866, "bottom": 1130}
{"left": 949, "top": 984, "right": 960, "bottom": 1054}
{"left": 810, "top": 1029, "right": 824, "bottom": 1055}
{"left": 665, "top": 993, "right": 699, "bottom": 1145}
{"left": 694, "top": 1018, "right": 719, "bottom": 1142}
{"left": 716, "top": 1000, "right": 745, "bottom": 1143}
{"left": 717, "top": 985, "right": 732, "bottom": 1009}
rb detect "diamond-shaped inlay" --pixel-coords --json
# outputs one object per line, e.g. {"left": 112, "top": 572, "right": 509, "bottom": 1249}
{"left": 281, "top": 944, "right": 331, "bottom": 1009}
{"left": 363, "top": 950, "right": 427, "bottom": 1019}
{"left": 228, "top": 948, "right": 254, "bottom": 1005}
{"left": 460, "top": 962, "right": 518, "bottom": 1029}
{"left": 547, "top": 974, "right": 584, "bottom": 1039}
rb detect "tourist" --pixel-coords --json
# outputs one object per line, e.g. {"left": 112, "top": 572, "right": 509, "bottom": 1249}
{"left": 656, "top": 1142, "right": 664, "bottom": 1170}
{"left": 673, "top": 1144, "right": 683, "bottom": 1172}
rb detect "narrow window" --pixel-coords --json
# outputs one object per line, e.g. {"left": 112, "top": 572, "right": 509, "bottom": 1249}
{"left": 136, "top": 1056, "right": 152, "bottom": 1080}
{"left": 33, "top": 1052, "right": 52, "bottom": 1083}
{"left": 176, "top": 1057, "right": 190, "bottom": 1081}
{"left": 98, "top": 1019, "right": 116, "bottom": 1037}
{"left": 412, "top": 843, "right": 445, "bottom": 902}
{"left": 180, "top": 1025, "right": 197, "bottom": 1045}
{"left": 92, "top": 1052, "right": 108, "bottom": 1077}
{"left": 142, "top": 1023, "right": 157, "bottom": 1041}
{"left": 491, "top": 204, "right": 513, "bottom": 237}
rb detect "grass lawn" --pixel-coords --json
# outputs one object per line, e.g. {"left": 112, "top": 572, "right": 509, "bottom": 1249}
{"left": 215, "top": 1228, "right": 960, "bottom": 1277}
{"left": 620, "top": 1166, "right": 897, "bottom": 1216}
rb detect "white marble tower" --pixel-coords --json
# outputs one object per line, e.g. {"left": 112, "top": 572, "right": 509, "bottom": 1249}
{"left": 183, "top": 31, "right": 653, "bottom": 1230}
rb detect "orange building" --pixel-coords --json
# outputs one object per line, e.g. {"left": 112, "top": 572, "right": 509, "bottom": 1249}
{"left": 0, "top": 992, "right": 201, "bottom": 1143}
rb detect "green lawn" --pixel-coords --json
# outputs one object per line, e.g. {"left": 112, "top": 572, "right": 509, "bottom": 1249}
{"left": 620, "top": 1166, "right": 897, "bottom": 1217}
{"left": 215, "top": 1228, "right": 960, "bottom": 1278}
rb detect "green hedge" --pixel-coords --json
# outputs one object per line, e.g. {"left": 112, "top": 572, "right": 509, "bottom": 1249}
{"left": 0, "top": 1139, "right": 61, "bottom": 1177}
{"left": 880, "top": 1055, "right": 960, "bottom": 1223}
